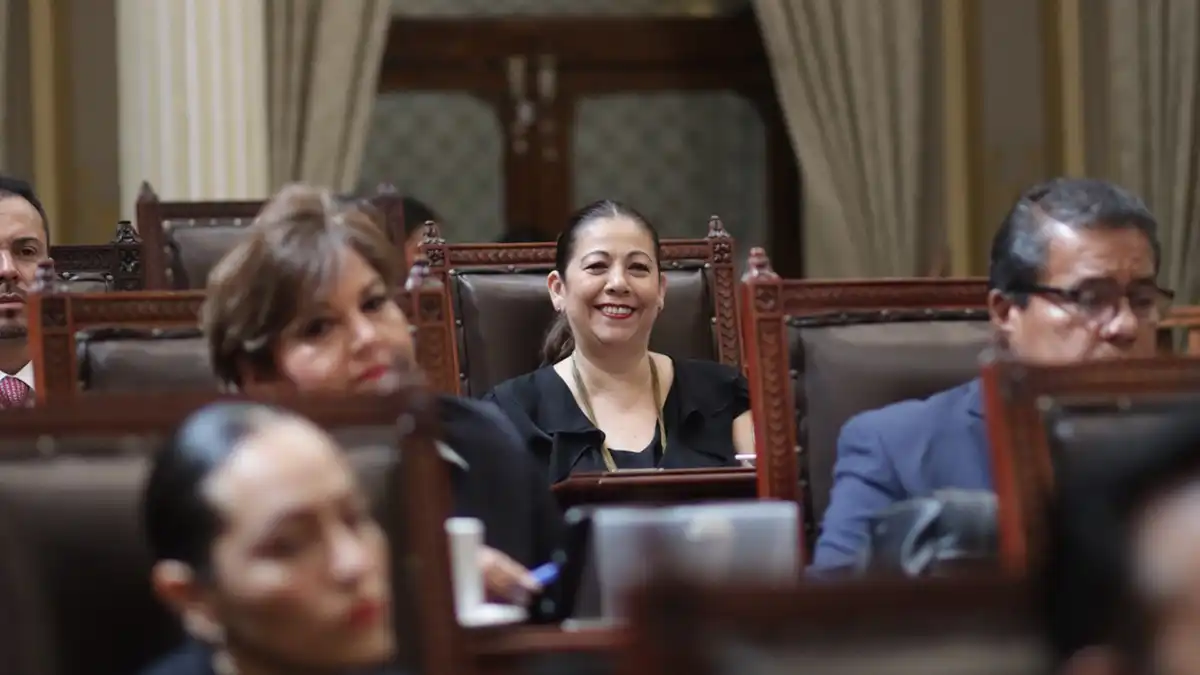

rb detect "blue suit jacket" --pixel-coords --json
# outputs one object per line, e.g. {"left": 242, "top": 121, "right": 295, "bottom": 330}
{"left": 811, "top": 379, "right": 990, "bottom": 572}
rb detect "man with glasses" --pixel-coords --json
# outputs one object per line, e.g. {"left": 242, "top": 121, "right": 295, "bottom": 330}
{"left": 812, "top": 178, "right": 1169, "bottom": 573}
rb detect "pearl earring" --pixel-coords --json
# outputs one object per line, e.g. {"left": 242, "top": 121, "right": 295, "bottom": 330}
{"left": 212, "top": 649, "right": 237, "bottom": 675}
{"left": 184, "top": 613, "right": 226, "bottom": 645}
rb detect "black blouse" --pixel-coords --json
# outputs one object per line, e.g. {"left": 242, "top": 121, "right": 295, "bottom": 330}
{"left": 482, "top": 358, "right": 750, "bottom": 483}
{"left": 437, "top": 394, "right": 564, "bottom": 569}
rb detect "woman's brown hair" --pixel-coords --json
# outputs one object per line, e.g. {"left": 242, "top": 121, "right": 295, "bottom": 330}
{"left": 202, "top": 183, "right": 400, "bottom": 389}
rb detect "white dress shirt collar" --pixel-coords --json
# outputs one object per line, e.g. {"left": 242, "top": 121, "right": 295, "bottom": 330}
{"left": 3, "top": 362, "right": 34, "bottom": 390}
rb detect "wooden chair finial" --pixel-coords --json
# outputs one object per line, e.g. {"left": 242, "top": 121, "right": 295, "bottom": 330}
{"left": 707, "top": 215, "right": 730, "bottom": 239}
{"left": 743, "top": 247, "right": 778, "bottom": 282}
{"left": 136, "top": 181, "right": 159, "bottom": 202}
{"left": 421, "top": 220, "right": 444, "bottom": 246}
{"left": 112, "top": 220, "right": 140, "bottom": 244}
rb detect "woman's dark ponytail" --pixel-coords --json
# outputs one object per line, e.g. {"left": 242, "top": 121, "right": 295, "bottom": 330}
{"left": 540, "top": 312, "right": 574, "bottom": 366}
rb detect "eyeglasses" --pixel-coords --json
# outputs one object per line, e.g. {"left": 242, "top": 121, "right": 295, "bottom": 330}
{"left": 1015, "top": 280, "right": 1175, "bottom": 324}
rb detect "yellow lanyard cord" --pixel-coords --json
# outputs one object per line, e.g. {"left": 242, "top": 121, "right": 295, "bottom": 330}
{"left": 570, "top": 355, "right": 667, "bottom": 472}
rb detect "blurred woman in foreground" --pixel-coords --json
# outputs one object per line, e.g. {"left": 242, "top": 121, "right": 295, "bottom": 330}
{"left": 200, "top": 185, "right": 562, "bottom": 605}
{"left": 140, "top": 402, "right": 396, "bottom": 675}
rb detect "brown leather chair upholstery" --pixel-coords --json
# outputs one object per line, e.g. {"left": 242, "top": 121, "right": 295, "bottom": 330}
{"left": 165, "top": 223, "right": 257, "bottom": 290}
{"left": 0, "top": 480, "right": 57, "bottom": 675}
{"left": 421, "top": 218, "right": 740, "bottom": 397}
{"left": 28, "top": 291, "right": 206, "bottom": 405}
{"left": 739, "top": 249, "right": 990, "bottom": 557}
{"left": 29, "top": 275, "right": 458, "bottom": 404}
{"left": 453, "top": 266, "right": 722, "bottom": 397}
{"left": 0, "top": 441, "right": 396, "bottom": 675}
{"left": 793, "top": 316, "right": 991, "bottom": 543}
{"left": 77, "top": 328, "right": 217, "bottom": 393}
{"left": 136, "top": 182, "right": 406, "bottom": 290}
{"left": 59, "top": 273, "right": 113, "bottom": 293}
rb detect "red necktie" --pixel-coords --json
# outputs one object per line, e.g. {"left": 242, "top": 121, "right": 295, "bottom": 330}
{"left": 0, "top": 377, "right": 32, "bottom": 409}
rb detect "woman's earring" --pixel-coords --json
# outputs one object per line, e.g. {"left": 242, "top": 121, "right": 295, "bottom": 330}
{"left": 212, "top": 648, "right": 238, "bottom": 675}
{"left": 185, "top": 613, "right": 228, "bottom": 649}
{"left": 190, "top": 616, "right": 235, "bottom": 675}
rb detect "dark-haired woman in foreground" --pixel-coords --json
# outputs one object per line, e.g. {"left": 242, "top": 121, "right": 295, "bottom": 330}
{"left": 140, "top": 403, "right": 396, "bottom": 675}
{"left": 483, "top": 200, "right": 755, "bottom": 482}
{"left": 198, "top": 185, "right": 561, "bottom": 606}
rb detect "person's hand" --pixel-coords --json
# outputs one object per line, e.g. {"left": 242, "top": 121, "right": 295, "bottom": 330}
{"left": 478, "top": 546, "right": 541, "bottom": 605}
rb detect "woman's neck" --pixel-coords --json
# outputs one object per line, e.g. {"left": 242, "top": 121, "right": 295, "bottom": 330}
{"left": 571, "top": 343, "right": 651, "bottom": 396}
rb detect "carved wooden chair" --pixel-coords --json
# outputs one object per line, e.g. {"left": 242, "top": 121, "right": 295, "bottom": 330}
{"left": 418, "top": 220, "right": 757, "bottom": 508}
{"left": 0, "top": 389, "right": 458, "bottom": 675}
{"left": 981, "top": 353, "right": 1200, "bottom": 573}
{"left": 49, "top": 221, "right": 144, "bottom": 291}
{"left": 135, "top": 182, "right": 406, "bottom": 290}
{"left": 625, "top": 576, "right": 1043, "bottom": 675}
{"left": 738, "top": 248, "right": 991, "bottom": 558}
{"left": 418, "top": 216, "right": 739, "bottom": 397}
{"left": 0, "top": 392, "right": 627, "bottom": 675}
{"left": 1158, "top": 305, "right": 1200, "bottom": 354}
{"left": 25, "top": 262, "right": 457, "bottom": 405}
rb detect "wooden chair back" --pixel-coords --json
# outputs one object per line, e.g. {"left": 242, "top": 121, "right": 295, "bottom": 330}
{"left": 623, "top": 576, "right": 1043, "bottom": 675}
{"left": 26, "top": 263, "right": 457, "bottom": 404}
{"left": 135, "top": 182, "right": 405, "bottom": 289}
{"left": 738, "top": 247, "right": 990, "bottom": 556}
{"left": 0, "top": 389, "right": 460, "bottom": 675}
{"left": 1158, "top": 305, "right": 1200, "bottom": 354}
{"left": 982, "top": 353, "right": 1200, "bottom": 572}
{"left": 418, "top": 217, "right": 739, "bottom": 396}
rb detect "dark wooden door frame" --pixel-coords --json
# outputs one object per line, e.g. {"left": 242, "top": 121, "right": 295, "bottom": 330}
{"left": 378, "top": 14, "right": 803, "bottom": 277}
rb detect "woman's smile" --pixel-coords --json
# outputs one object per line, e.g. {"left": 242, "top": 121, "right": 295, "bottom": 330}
{"left": 596, "top": 303, "right": 636, "bottom": 320}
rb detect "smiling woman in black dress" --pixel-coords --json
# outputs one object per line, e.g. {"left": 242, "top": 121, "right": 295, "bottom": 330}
{"left": 483, "top": 200, "right": 755, "bottom": 483}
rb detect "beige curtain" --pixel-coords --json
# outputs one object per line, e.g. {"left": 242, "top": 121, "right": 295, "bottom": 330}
{"left": 266, "top": 0, "right": 392, "bottom": 192}
{"left": 753, "top": 0, "right": 940, "bottom": 278}
{"left": 0, "top": 0, "right": 9, "bottom": 170}
{"left": 1103, "top": 0, "right": 1200, "bottom": 304}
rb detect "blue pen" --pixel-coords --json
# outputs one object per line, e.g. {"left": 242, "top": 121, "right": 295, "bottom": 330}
{"left": 530, "top": 562, "right": 560, "bottom": 586}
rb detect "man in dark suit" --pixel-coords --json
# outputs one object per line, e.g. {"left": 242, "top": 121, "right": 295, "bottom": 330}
{"left": 812, "top": 178, "right": 1171, "bottom": 572}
